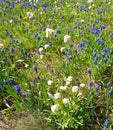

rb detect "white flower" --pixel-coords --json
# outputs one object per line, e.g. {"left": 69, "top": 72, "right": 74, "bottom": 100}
{"left": 87, "top": 0, "right": 93, "bottom": 4}
{"left": 51, "top": 104, "right": 59, "bottom": 113}
{"left": 89, "top": 6, "right": 92, "bottom": 10}
{"left": 40, "top": 55, "right": 43, "bottom": 59}
{"left": 46, "top": 28, "right": 55, "bottom": 38}
{"left": 81, "top": 19, "right": 84, "bottom": 23}
{"left": 27, "top": 12, "right": 34, "bottom": 19}
{"left": 67, "top": 76, "right": 73, "bottom": 82}
{"left": 25, "top": 64, "right": 29, "bottom": 68}
{"left": 38, "top": 47, "right": 43, "bottom": 53}
{"left": 54, "top": 93, "right": 61, "bottom": 99}
{"left": 9, "top": 19, "right": 13, "bottom": 24}
{"left": 60, "top": 86, "right": 67, "bottom": 91}
{"left": 60, "top": 47, "right": 65, "bottom": 53}
{"left": 48, "top": 80, "right": 53, "bottom": 85}
{"left": 76, "top": 2, "right": 79, "bottom": 5}
{"left": 80, "top": 83, "right": 85, "bottom": 88}
{"left": 64, "top": 35, "right": 71, "bottom": 43}
{"left": 66, "top": 81, "right": 71, "bottom": 86}
{"left": 44, "top": 44, "right": 49, "bottom": 49}
{"left": 72, "top": 86, "right": 79, "bottom": 92}
{"left": 62, "top": 98, "right": 70, "bottom": 104}
{"left": 0, "top": 44, "right": 4, "bottom": 48}
{"left": 29, "top": 0, "right": 39, "bottom": 3}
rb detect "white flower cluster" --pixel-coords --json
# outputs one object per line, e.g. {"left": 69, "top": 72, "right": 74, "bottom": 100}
{"left": 27, "top": 12, "right": 34, "bottom": 19}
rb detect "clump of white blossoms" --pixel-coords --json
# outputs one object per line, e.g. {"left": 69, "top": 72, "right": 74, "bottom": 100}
{"left": 62, "top": 98, "right": 70, "bottom": 105}
{"left": 46, "top": 28, "right": 55, "bottom": 38}
{"left": 9, "top": 19, "right": 13, "bottom": 24}
{"left": 66, "top": 76, "right": 73, "bottom": 85}
{"left": 87, "top": 0, "right": 93, "bottom": 3}
{"left": 60, "top": 86, "right": 67, "bottom": 91}
{"left": 38, "top": 47, "right": 43, "bottom": 54}
{"left": 29, "top": 0, "right": 39, "bottom": 4}
{"left": 51, "top": 104, "right": 59, "bottom": 113}
{"left": 80, "top": 83, "right": 85, "bottom": 88}
{"left": 60, "top": 47, "right": 65, "bottom": 53}
{"left": 48, "top": 80, "right": 53, "bottom": 85}
{"left": 54, "top": 93, "right": 61, "bottom": 99}
{"left": 44, "top": 44, "right": 49, "bottom": 49}
{"left": 26, "top": 12, "right": 34, "bottom": 19}
{"left": 0, "top": 44, "right": 4, "bottom": 48}
{"left": 64, "top": 35, "right": 71, "bottom": 43}
{"left": 72, "top": 86, "right": 79, "bottom": 92}
{"left": 67, "top": 76, "right": 73, "bottom": 82}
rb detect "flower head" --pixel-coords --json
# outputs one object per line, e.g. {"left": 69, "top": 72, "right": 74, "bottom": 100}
{"left": 27, "top": 12, "right": 34, "bottom": 19}
{"left": 54, "top": 93, "right": 61, "bottom": 99}
{"left": 64, "top": 35, "right": 71, "bottom": 43}
{"left": 46, "top": 28, "right": 55, "bottom": 38}
{"left": 14, "top": 85, "right": 21, "bottom": 94}
{"left": 51, "top": 104, "right": 59, "bottom": 113}
{"left": 62, "top": 98, "right": 70, "bottom": 105}
{"left": 47, "top": 80, "right": 53, "bottom": 85}
{"left": 72, "top": 86, "right": 79, "bottom": 92}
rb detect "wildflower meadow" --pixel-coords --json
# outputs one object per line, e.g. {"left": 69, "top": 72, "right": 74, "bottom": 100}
{"left": 0, "top": 0, "right": 113, "bottom": 129}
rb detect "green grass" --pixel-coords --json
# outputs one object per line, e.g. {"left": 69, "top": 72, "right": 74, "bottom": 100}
{"left": 0, "top": 0, "right": 113, "bottom": 129}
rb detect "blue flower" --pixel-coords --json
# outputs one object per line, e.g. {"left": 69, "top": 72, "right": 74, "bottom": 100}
{"left": 87, "top": 68, "right": 92, "bottom": 74}
{"left": 102, "top": 52, "right": 105, "bottom": 58}
{"left": 104, "top": 119, "right": 109, "bottom": 127}
{"left": 34, "top": 66, "right": 38, "bottom": 72}
{"left": 108, "top": 91, "right": 112, "bottom": 95}
{"left": 22, "top": 93, "right": 28, "bottom": 97}
{"left": 70, "top": 14, "right": 74, "bottom": 19}
{"left": 0, "top": 83, "right": 3, "bottom": 88}
{"left": 10, "top": 48, "right": 14, "bottom": 53}
{"left": 89, "top": 81, "right": 93, "bottom": 87}
{"left": 68, "top": 55, "right": 72, "bottom": 61}
{"left": 46, "top": 64, "right": 50, "bottom": 69}
{"left": 56, "top": 29, "right": 61, "bottom": 34}
{"left": 109, "top": 50, "right": 113, "bottom": 55}
{"left": 24, "top": 51, "right": 27, "bottom": 56}
{"left": 110, "top": 32, "right": 113, "bottom": 37}
{"left": 9, "top": 79, "right": 14, "bottom": 85}
{"left": 94, "top": 59, "right": 98, "bottom": 64}
{"left": 103, "top": 47, "right": 108, "bottom": 52}
{"left": 100, "top": 24, "right": 106, "bottom": 30}
{"left": 95, "top": 85, "right": 99, "bottom": 90}
{"left": 107, "top": 82, "right": 110, "bottom": 87}
{"left": 104, "top": 57, "right": 108, "bottom": 63}
{"left": 14, "top": 85, "right": 21, "bottom": 94}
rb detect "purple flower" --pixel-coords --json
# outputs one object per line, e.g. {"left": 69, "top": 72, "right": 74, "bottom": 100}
{"left": 87, "top": 68, "right": 92, "bottom": 74}
{"left": 22, "top": 93, "right": 28, "bottom": 97}
{"left": 0, "top": 83, "right": 3, "bottom": 88}
{"left": 108, "top": 91, "right": 112, "bottom": 95}
{"left": 102, "top": 52, "right": 105, "bottom": 58}
{"left": 104, "top": 57, "right": 108, "bottom": 63}
{"left": 104, "top": 119, "right": 109, "bottom": 127}
{"left": 33, "top": 66, "right": 38, "bottom": 72}
{"left": 107, "top": 82, "right": 110, "bottom": 87}
{"left": 57, "top": 29, "right": 61, "bottom": 34}
{"left": 95, "top": 85, "right": 99, "bottom": 90}
{"left": 24, "top": 51, "right": 27, "bottom": 56}
{"left": 89, "top": 81, "right": 93, "bottom": 87}
{"left": 109, "top": 50, "right": 113, "bottom": 55}
{"left": 46, "top": 64, "right": 50, "bottom": 69}
{"left": 100, "top": 24, "right": 106, "bottom": 30}
{"left": 9, "top": 79, "right": 14, "bottom": 85}
{"left": 68, "top": 55, "right": 72, "bottom": 61}
{"left": 10, "top": 48, "right": 14, "bottom": 53}
{"left": 94, "top": 59, "right": 98, "bottom": 64}
{"left": 14, "top": 85, "right": 21, "bottom": 94}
